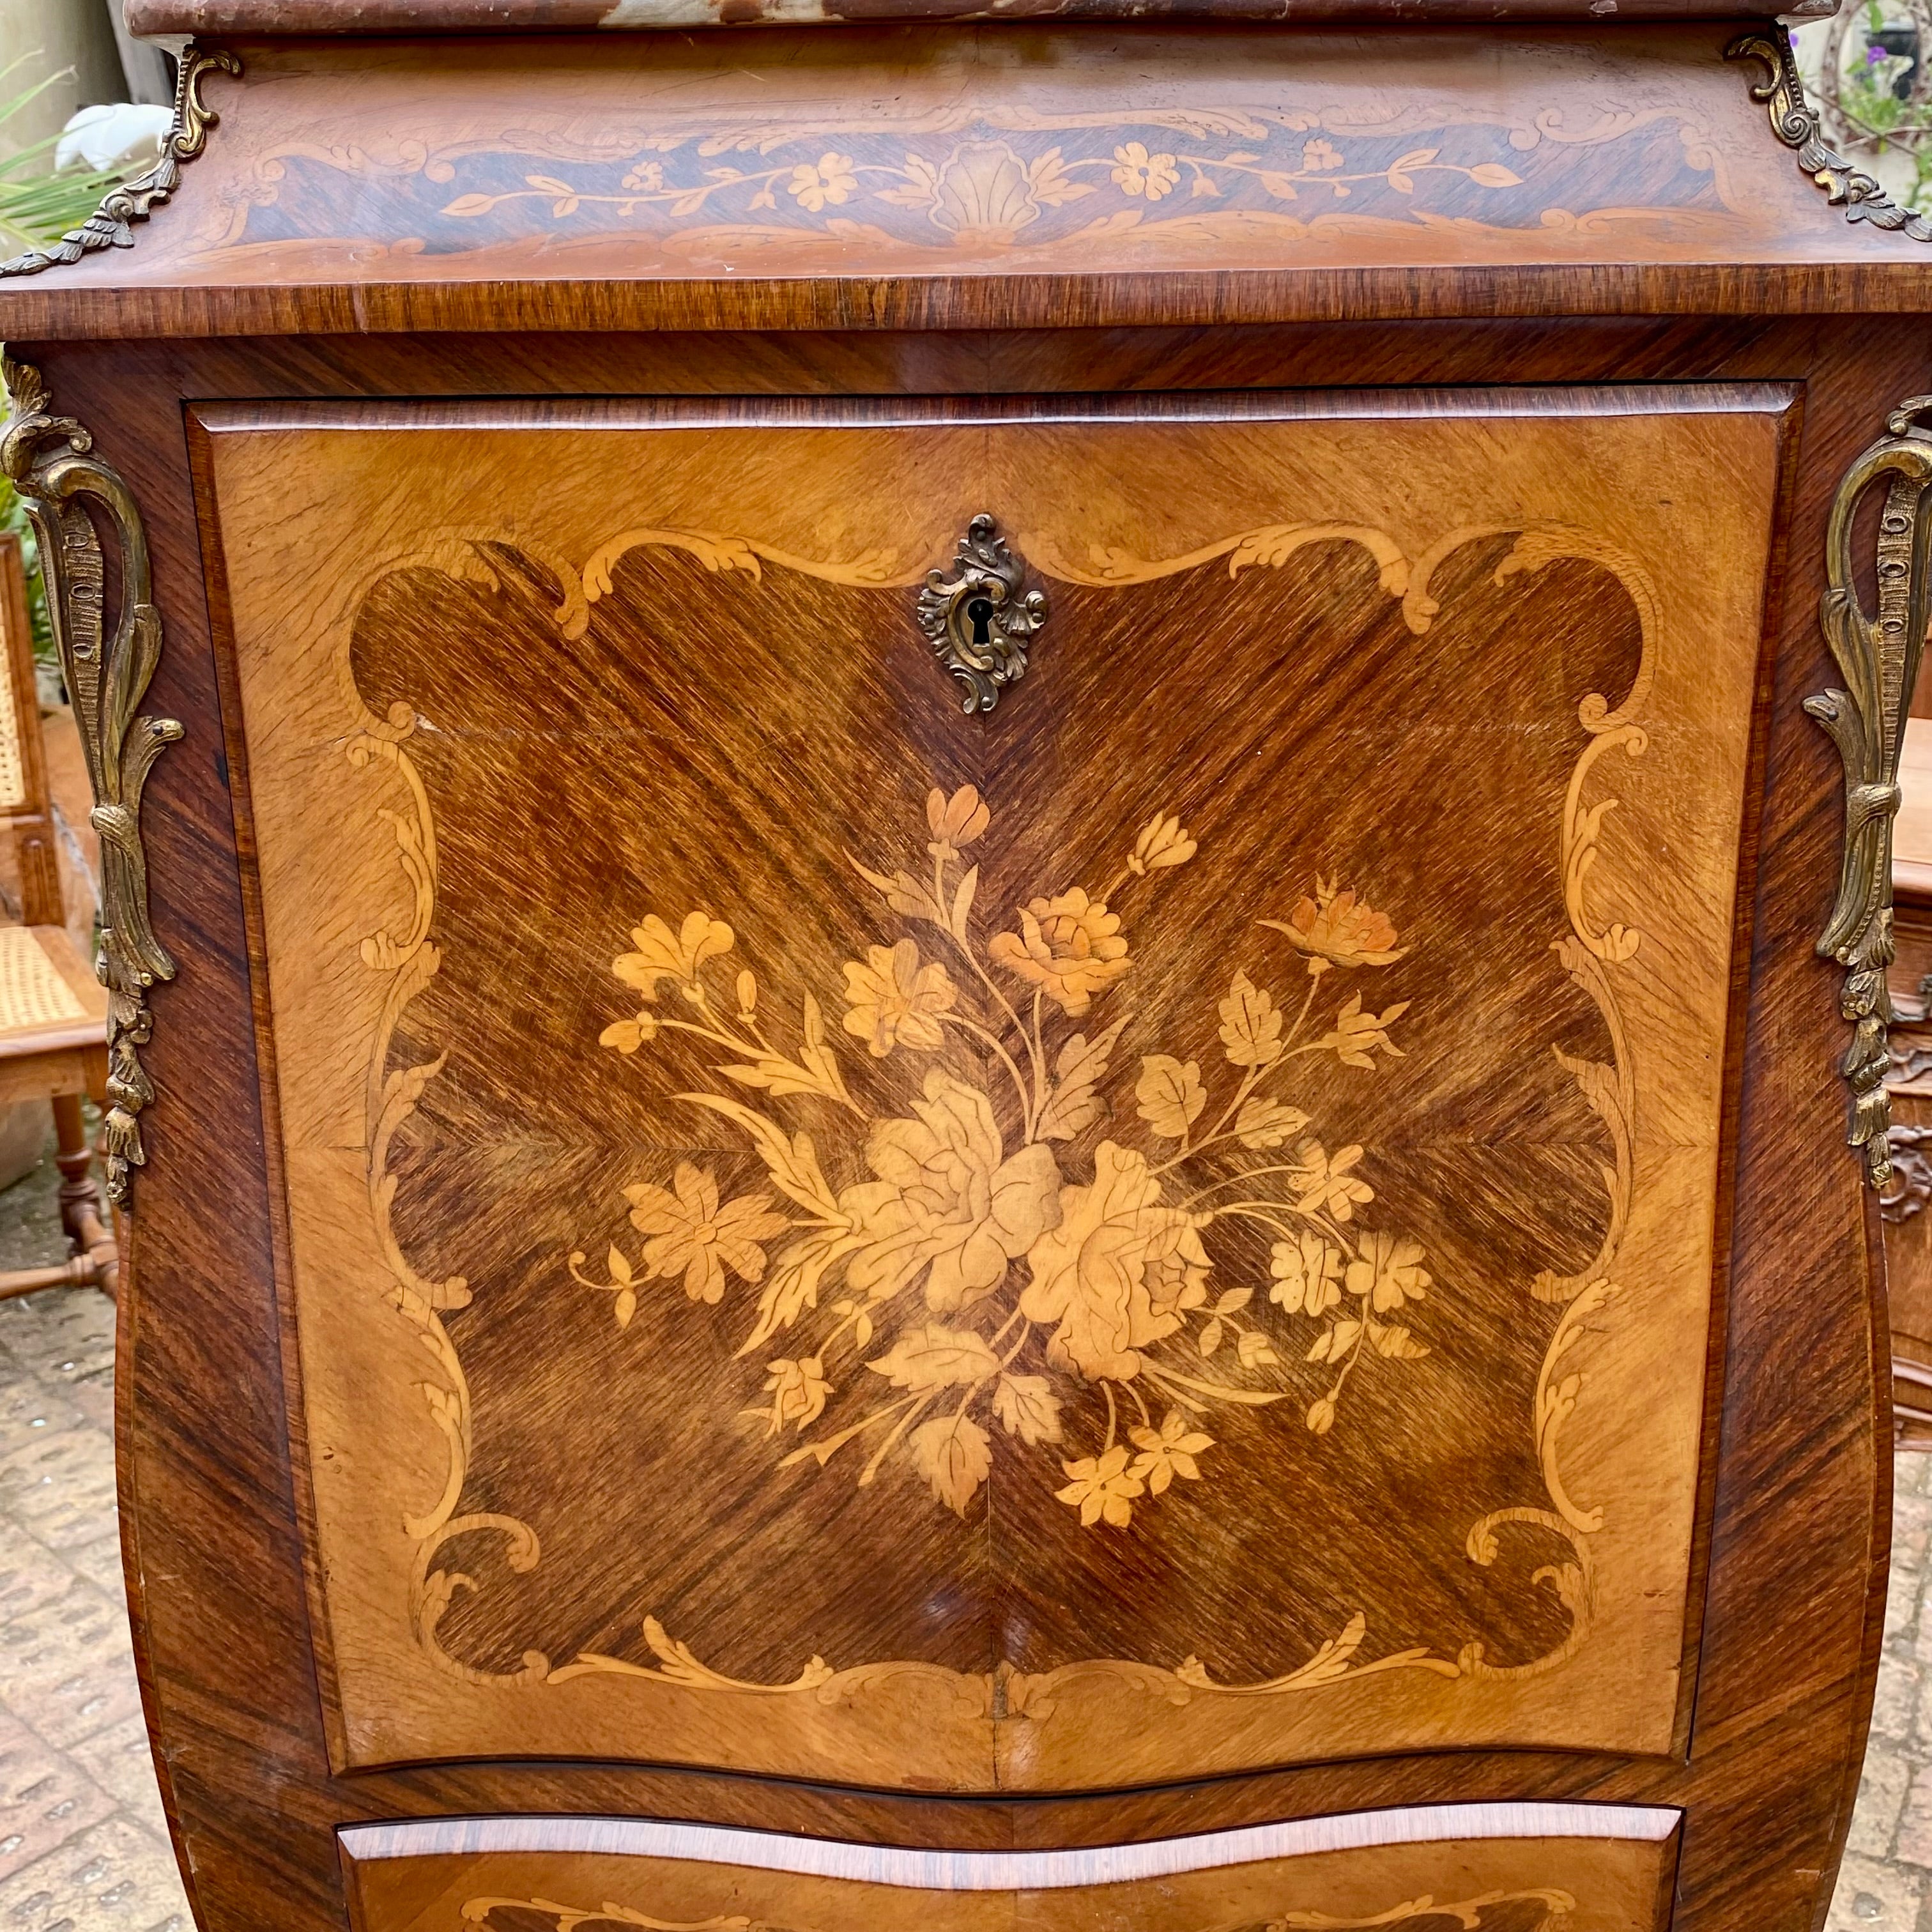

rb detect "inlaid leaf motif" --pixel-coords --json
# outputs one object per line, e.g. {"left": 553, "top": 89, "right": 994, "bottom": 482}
{"left": 1293, "top": 1140, "right": 1374, "bottom": 1221}
{"left": 1218, "top": 970, "right": 1284, "bottom": 1066}
{"left": 868, "top": 1322, "right": 1002, "bottom": 1391}
{"left": 1307, "top": 1317, "right": 1363, "bottom": 1364}
{"left": 738, "top": 1227, "right": 865, "bottom": 1356}
{"left": 1384, "top": 146, "right": 1439, "bottom": 193}
{"left": 608, "top": 1246, "right": 638, "bottom": 1330}
{"left": 1026, "top": 146, "right": 1096, "bottom": 206}
{"left": 1368, "top": 1321, "right": 1429, "bottom": 1359}
{"left": 1321, "top": 992, "right": 1411, "bottom": 1069}
{"left": 992, "top": 1372, "right": 1062, "bottom": 1444}
{"left": 582, "top": 788, "right": 1438, "bottom": 1528}
{"left": 1135, "top": 1055, "right": 1206, "bottom": 1138}
{"left": 757, "top": 1355, "right": 832, "bottom": 1435}
{"left": 1038, "top": 1017, "right": 1127, "bottom": 1142}
{"left": 913, "top": 1413, "right": 992, "bottom": 1515}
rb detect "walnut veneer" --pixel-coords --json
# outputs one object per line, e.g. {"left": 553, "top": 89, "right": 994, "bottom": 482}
{"left": 0, "top": 10, "right": 1916, "bottom": 1932}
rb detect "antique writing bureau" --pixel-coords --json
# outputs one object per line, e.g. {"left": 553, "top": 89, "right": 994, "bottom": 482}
{"left": 0, "top": 4, "right": 1922, "bottom": 1932}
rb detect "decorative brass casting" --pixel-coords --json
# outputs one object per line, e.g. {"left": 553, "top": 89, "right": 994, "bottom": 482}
{"left": 0, "top": 358, "right": 180, "bottom": 1204}
{"left": 0, "top": 45, "right": 241, "bottom": 279}
{"left": 1727, "top": 29, "right": 1932, "bottom": 245}
{"left": 916, "top": 515, "right": 1048, "bottom": 713}
{"left": 1809, "top": 397, "right": 1932, "bottom": 1189}
{"left": 1883, "top": 1126, "right": 1932, "bottom": 1225}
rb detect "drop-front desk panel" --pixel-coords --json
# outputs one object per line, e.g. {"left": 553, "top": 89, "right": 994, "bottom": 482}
{"left": 0, "top": 8, "right": 1917, "bottom": 1932}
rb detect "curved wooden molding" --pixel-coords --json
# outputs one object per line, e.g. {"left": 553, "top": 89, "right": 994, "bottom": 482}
{"left": 339, "top": 1802, "right": 1682, "bottom": 1883}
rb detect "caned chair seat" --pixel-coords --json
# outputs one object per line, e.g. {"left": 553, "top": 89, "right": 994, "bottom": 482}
{"left": 0, "top": 924, "right": 109, "bottom": 1114}
{"left": 0, "top": 923, "right": 107, "bottom": 1054}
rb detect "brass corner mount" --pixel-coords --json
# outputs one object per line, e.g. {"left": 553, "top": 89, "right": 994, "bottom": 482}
{"left": 0, "top": 43, "right": 241, "bottom": 279}
{"left": 1812, "top": 396, "right": 1932, "bottom": 1189}
{"left": 1728, "top": 27, "right": 1932, "bottom": 245}
{"left": 0, "top": 357, "right": 180, "bottom": 1204}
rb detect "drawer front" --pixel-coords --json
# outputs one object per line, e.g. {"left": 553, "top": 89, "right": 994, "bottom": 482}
{"left": 192, "top": 387, "right": 1788, "bottom": 1791}
{"left": 339, "top": 1808, "right": 1679, "bottom": 1932}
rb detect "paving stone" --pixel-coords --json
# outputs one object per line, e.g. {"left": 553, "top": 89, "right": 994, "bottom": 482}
{"left": 0, "top": 1709, "right": 112, "bottom": 1884}
{"left": 0, "top": 1364, "right": 83, "bottom": 1464}
{"left": 1832, "top": 1853, "right": 1926, "bottom": 1932}
{"left": 0, "top": 1816, "right": 190, "bottom": 1932}
{"left": 0, "top": 1297, "right": 114, "bottom": 1390}
{"left": 1889, "top": 1561, "right": 1921, "bottom": 1646}
{"left": 53, "top": 1548, "right": 120, "bottom": 1617}
{"left": 1901, "top": 1495, "right": 1932, "bottom": 1579}
{"left": 0, "top": 1543, "right": 75, "bottom": 1632}
{"left": 1876, "top": 1652, "right": 1922, "bottom": 1742}
{"left": 59, "top": 1380, "right": 111, "bottom": 1438}
{"left": 0, "top": 1437, "right": 117, "bottom": 1554}
{"left": 0, "top": 1161, "right": 188, "bottom": 1932}
{"left": 0, "top": 1584, "right": 141, "bottom": 1751}
{"left": 1855, "top": 1745, "right": 1915, "bottom": 1859}
{"left": 1895, "top": 1763, "right": 1932, "bottom": 1871}
{"left": 63, "top": 1725, "right": 167, "bottom": 1845}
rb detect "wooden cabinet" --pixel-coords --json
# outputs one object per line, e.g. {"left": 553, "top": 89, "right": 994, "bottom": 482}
{"left": 196, "top": 389, "right": 1779, "bottom": 1793}
{"left": 0, "top": 8, "right": 1918, "bottom": 1932}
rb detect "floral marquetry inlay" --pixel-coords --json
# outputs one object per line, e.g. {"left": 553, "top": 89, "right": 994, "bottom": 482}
{"left": 206, "top": 397, "right": 1780, "bottom": 1788}
{"left": 341, "top": 509, "right": 1652, "bottom": 1731}
{"left": 569, "top": 793, "right": 1430, "bottom": 1528}
{"left": 210, "top": 95, "right": 1754, "bottom": 266}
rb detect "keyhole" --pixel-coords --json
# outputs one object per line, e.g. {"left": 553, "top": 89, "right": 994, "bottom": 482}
{"left": 965, "top": 597, "right": 996, "bottom": 647}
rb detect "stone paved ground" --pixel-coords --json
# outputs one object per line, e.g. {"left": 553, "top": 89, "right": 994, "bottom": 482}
{"left": 0, "top": 1121, "right": 1920, "bottom": 1932}
{"left": 1836, "top": 1449, "right": 1932, "bottom": 1932}
{"left": 0, "top": 1151, "right": 192, "bottom": 1932}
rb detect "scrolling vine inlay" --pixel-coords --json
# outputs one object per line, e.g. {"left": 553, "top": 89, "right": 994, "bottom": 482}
{"left": 349, "top": 514, "right": 1647, "bottom": 1721}
{"left": 459, "top": 1887, "right": 1580, "bottom": 1932}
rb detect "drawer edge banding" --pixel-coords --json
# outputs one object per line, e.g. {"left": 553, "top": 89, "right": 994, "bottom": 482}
{"left": 337, "top": 1804, "right": 1683, "bottom": 1885}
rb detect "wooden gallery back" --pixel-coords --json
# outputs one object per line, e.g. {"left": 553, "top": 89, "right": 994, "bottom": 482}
{"left": 0, "top": 3, "right": 1920, "bottom": 1931}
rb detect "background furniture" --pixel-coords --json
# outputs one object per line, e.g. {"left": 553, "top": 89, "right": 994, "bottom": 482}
{"left": 0, "top": 11, "right": 1916, "bottom": 1932}
{"left": 0, "top": 528, "right": 116, "bottom": 1301}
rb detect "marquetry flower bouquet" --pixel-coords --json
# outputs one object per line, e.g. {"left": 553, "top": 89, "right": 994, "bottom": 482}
{"left": 571, "top": 789, "right": 1432, "bottom": 1528}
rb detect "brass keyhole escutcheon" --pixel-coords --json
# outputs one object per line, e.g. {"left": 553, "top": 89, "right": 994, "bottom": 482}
{"left": 915, "top": 514, "right": 1048, "bottom": 714}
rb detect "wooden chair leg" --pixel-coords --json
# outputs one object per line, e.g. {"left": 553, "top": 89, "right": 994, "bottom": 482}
{"left": 50, "top": 1093, "right": 117, "bottom": 1301}
{"left": 0, "top": 1098, "right": 119, "bottom": 1303}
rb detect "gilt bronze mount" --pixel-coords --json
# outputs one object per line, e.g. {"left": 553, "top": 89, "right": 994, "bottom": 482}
{"left": 1810, "top": 396, "right": 1932, "bottom": 1188}
{"left": 916, "top": 515, "right": 1048, "bottom": 714}
{"left": 0, "top": 358, "right": 180, "bottom": 1204}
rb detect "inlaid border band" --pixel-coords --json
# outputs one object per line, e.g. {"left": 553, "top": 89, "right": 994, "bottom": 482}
{"left": 339, "top": 1802, "right": 1683, "bottom": 1883}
